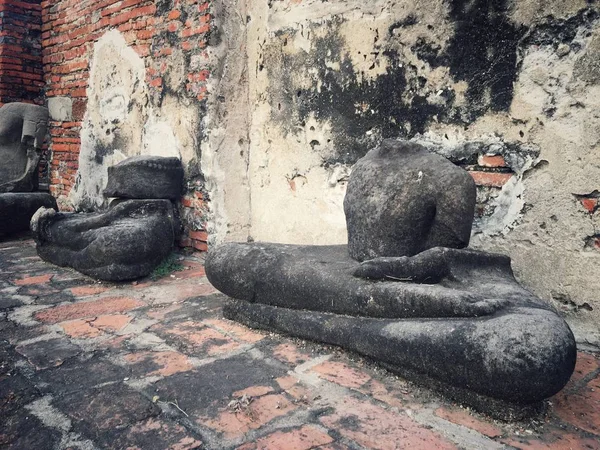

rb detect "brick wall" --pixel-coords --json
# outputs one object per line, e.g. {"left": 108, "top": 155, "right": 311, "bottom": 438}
{"left": 41, "top": 0, "right": 211, "bottom": 250}
{"left": 0, "top": 0, "right": 43, "bottom": 105}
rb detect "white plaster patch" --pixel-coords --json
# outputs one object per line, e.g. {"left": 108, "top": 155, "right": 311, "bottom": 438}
{"left": 142, "top": 115, "right": 182, "bottom": 158}
{"left": 68, "top": 30, "right": 199, "bottom": 211}
{"left": 47, "top": 97, "right": 72, "bottom": 122}
{"left": 69, "top": 30, "right": 148, "bottom": 211}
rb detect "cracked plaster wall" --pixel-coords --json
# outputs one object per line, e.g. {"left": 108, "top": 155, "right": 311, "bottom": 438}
{"left": 70, "top": 30, "right": 201, "bottom": 211}
{"left": 209, "top": 0, "right": 600, "bottom": 344}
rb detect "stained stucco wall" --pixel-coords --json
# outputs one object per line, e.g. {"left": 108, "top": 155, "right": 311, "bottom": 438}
{"left": 205, "top": 0, "right": 600, "bottom": 345}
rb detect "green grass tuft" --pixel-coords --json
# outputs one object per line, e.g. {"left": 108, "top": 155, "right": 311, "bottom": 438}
{"left": 150, "top": 253, "right": 185, "bottom": 280}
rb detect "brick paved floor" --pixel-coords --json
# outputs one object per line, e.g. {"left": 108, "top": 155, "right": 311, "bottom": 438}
{"left": 1, "top": 236, "right": 599, "bottom": 450}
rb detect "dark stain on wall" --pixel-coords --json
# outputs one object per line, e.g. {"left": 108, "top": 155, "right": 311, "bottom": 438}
{"left": 523, "top": 7, "right": 599, "bottom": 48}
{"left": 273, "top": 29, "right": 453, "bottom": 166}
{"left": 444, "top": 0, "right": 525, "bottom": 119}
{"left": 269, "top": 4, "right": 599, "bottom": 166}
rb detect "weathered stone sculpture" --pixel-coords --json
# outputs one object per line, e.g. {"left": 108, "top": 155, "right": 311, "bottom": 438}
{"left": 103, "top": 156, "right": 184, "bottom": 200}
{"left": 32, "top": 156, "right": 182, "bottom": 281}
{"left": 345, "top": 140, "right": 476, "bottom": 261}
{"left": 206, "top": 139, "right": 576, "bottom": 418}
{"left": 0, "top": 103, "right": 57, "bottom": 238}
{"left": 0, "top": 103, "right": 49, "bottom": 193}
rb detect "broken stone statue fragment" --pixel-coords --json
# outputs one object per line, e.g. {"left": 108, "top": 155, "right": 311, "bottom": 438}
{"left": 32, "top": 156, "right": 183, "bottom": 281}
{"left": 0, "top": 102, "right": 57, "bottom": 237}
{"left": 103, "top": 155, "right": 184, "bottom": 200}
{"left": 206, "top": 139, "right": 576, "bottom": 418}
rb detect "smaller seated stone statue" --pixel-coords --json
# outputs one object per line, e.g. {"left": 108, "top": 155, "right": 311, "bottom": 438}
{"left": 31, "top": 156, "right": 183, "bottom": 281}
{"left": 0, "top": 103, "right": 57, "bottom": 238}
{"left": 206, "top": 139, "right": 577, "bottom": 418}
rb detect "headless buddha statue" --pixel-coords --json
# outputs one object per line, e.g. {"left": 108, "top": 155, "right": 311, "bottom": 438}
{"left": 206, "top": 139, "right": 576, "bottom": 418}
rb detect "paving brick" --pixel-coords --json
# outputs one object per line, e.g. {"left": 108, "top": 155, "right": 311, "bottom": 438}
{"left": 554, "top": 383, "right": 600, "bottom": 434}
{"left": 37, "top": 356, "right": 129, "bottom": 395}
{"left": 0, "top": 373, "right": 40, "bottom": 416}
{"left": 0, "top": 296, "right": 25, "bottom": 310}
{"left": 18, "top": 283, "right": 61, "bottom": 297}
{"left": 146, "top": 303, "right": 184, "bottom": 320}
{"left": 434, "top": 406, "right": 503, "bottom": 438}
{"left": 124, "top": 351, "right": 194, "bottom": 377}
{"left": 16, "top": 337, "right": 81, "bottom": 370}
{"left": 357, "top": 378, "right": 407, "bottom": 409}
{"left": 70, "top": 285, "right": 113, "bottom": 297}
{"left": 201, "top": 394, "right": 297, "bottom": 439}
{"left": 150, "top": 355, "right": 286, "bottom": 419}
{"left": 14, "top": 274, "right": 53, "bottom": 286}
{"left": 141, "top": 282, "right": 217, "bottom": 305}
{"left": 311, "top": 361, "right": 371, "bottom": 389}
{"left": 233, "top": 385, "right": 275, "bottom": 398}
{"left": 272, "top": 343, "right": 310, "bottom": 366}
{"left": 0, "top": 409, "right": 61, "bottom": 450}
{"left": 60, "top": 318, "right": 104, "bottom": 338}
{"left": 502, "top": 431, "right": 600, "bottom": 449}
{"left": 276, "top": 375, "right": 313, "bottom": 403}
{"left": 238, "top": 425, "right": 334, "bottom": 450}
{"left": 112, "top": 417, "right": 203, "bottom": 450}
{"left": 153, "top": 320, "right": 241, "bottom": 356}
{"left": 320, "top": 396, "right": 457, "bottom": 450}
{"left": 204, "top": 318, "right": 265, "bottom": 343}
{"left": 35, "top": 296, "right": 144, "bottom": 323}
{"left": 569, "top": 352, "right": 600, "bottom": 384}
{"left": 53, "top": 382, "right": 160, "bottom": 445}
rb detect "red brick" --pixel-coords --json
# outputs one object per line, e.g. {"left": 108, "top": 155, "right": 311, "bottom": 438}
{"left": 580, "top": 198, "right": 598, "bottom": 214}
{"left": 238, "top": 425, "right": 334, "bottom": 450}
{"left": 124, "top": 351, "right": 193, "bottom": 377}
{"left": 70, "top": 285, "right": 112, "bottom": 297}
{"left": 203, "top": 318, "right": 265, "bottom": 343}
{"left": 189, "top": 230, "right": 208, "bottom": 241}
{"left": 478, "top": 154, "right": 507, "bottom": 168}
{"left": 469, "top": 171, "right": 513, "bottom": 187}
{"left": 435, "top": 407, "right": 502, "bottom": 438}
{"left": 200, "top": 394, "right": 297, "bottom": 439}
{"left": 35, "top": 297, "right": 144, "bottom": 323}
{"left": 311, "top": 361, "right": 371, "bottom": 389}
{"left": 14, "top": 274, "right": 53, "bottom": 285}
{"left": 153, "top": 321, "right": 241, "bottom": 356}
{"left": 321, "top": 396, "right": 456, "bottom": 450}
{"left": 167, "top": 10, "right": 181, "bottom": 20}
{"left": 272, "top": 343, "right": 310, "bottom": 366}
{"left": 233, "top": 386, "right": 274, "bottom": 398}
{"left": 192, "top": 240, "right": 208, "bottom": 252}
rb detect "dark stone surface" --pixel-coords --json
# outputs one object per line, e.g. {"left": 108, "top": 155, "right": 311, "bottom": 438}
{"left": 224, "top": 298, "right": 574, "bottom": 418}
{"left": 0, "top": 103, "right": 49, "bottom": 193}
{"left": 344, "top": 139, "right": 476, "bottom": 261}
{"left": 15, "top": 338, "right": 81, "bottom": 370}
{"left": 53, "top": 382, "right": 160, "bottom": 445}
{"left": 150, "top": 354, "right": 286, "bottom": 417}
{"left": 208, "top": 242, "right": 576, "bottom": 408}
{"left": 0, "top": 103, "right": 54, "bottom": 240}
{"left": 31, "top": 199, "right": 176, "bottom": 281}
{"left": 103, "top": 155, "right": 184, "bottom": 200}
{"left": 36, "top": 356, "right": 130, "bottom": 395}
{"left": 0, "top": 409, "right": 61, "bottom": 450}
{"left": 0, "top": 193, "right": 57, "bottom": 238}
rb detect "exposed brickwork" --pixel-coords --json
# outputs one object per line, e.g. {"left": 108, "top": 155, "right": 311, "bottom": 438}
{"left": 0, "top": 0, "right": 44, "bottom": 105}
{"left": 41, "top": 0, "right": 212, "bottom": 245}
